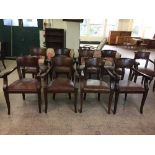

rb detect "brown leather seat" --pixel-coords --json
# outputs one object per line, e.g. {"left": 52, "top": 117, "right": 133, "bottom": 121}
{"left": 44, "top": 56, "right": 78, "bottom": 113}
{"left": 118, "top": 80, "right": 145, "bottom": 92}
{"left": 7, "top": 78, "right": 40, "bottom": 93}
{"left": 113, "top": 58, "right": 152, "bottom": 114}
{"left": 80, "top": 57, "right": 115, "bottom": 114}
{"left": 47, "top": 78, "right": 75, "bottom": 93}
{"left": 82, "top": 79, "right": 110, "bottom": 93}
{"left": 1, "top": 56, "right": 42, "bottom": 114}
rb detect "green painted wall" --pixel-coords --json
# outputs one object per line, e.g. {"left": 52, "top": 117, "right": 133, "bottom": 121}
{"left": 0, "top": 19, "right": 43, "bottom": 57}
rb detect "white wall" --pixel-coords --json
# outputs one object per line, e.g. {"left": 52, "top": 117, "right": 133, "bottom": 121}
{"left": 40, "top": 19, "right": 80, "bottom": 57}
{"left": 117, "top": 19, "right": 133, "bottom": 31}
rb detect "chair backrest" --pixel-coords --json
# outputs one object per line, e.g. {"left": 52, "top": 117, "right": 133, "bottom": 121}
{"left": 84, "top": 57, "right": 102, "bottom": 80}
{"left": 17, "top": 56, "right": 39, "bottom": 79}
{"left": 53, "top": 56, "right": 73, "bottom": 67}
{"left": 54, "top": 48, "right": 71, "bottom": 57}
{"left": 134, "top": 51, "right": 150, "bottom": 68}
{"left": 30, "top": 47, "right": 47, "bottom": 58}
{"left": 101, "top": 50, "right": 117, "bottom": 58}
{"left": 114, "top": 58, "right": 135, "bottom": 80}
{"left": 78, "top": 49, "right": 94, "bottom": 65}
{"left": 52, "top": 56, "right": 74, "bottom": 79}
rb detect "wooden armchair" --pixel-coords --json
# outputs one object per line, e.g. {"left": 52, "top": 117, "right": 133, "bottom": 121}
{"left": 133, "top": 51, "right": 155, "bottom": 91}
{"left": 112, "top": 58, "right": 152, "bottom": 114}
{"left": 25, "top": 47, "right": 48, "bottom": 78}
{"left": 77, "top": 48, "right": 94, "bottom": 77}
{"left": 79, "top": 57, "right": 115, "bottom": 114}
{"left": 1, "top": 56, "right": 42, "bottom": 114}
{"left": 44, "top": 56, "right": 78, "bottom": 113}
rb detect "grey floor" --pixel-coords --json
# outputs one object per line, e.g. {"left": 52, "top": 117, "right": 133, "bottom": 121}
{"left": 0, "top": 45, "right": 155, "bottom": 135}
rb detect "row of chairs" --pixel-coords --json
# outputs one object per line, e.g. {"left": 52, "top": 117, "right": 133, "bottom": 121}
{"left": 0, "top": 47, "right": 154, "bottom": 115}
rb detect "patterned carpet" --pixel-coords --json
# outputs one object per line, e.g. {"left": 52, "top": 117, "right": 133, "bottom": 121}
{"left": 0, "top": 45, "right": 155, "bottom": 135}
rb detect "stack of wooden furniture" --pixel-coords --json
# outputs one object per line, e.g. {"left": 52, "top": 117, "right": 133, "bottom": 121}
{"left": 108, "top": 31, "right": 132, "bottom": 45}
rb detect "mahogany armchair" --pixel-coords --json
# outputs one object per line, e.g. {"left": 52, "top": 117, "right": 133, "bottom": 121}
{"left": 133, "top": 51, "right": 155, "bottom": 91}
{"left": 79, "top": 57, "right": 115, "bottom": 114}
{"left": 2, "top": 56, "right": 42, "bottom": 114}
{"left": 112, "top": 58, "right": 152, "bottom": 114}
{"left": 24, "top": 47, "right": 48, "bottom": 78}
{"left": 44, "top": 56, "right": 78, "bottom": 113}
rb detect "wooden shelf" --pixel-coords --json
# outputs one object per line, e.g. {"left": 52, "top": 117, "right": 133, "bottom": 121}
{"left": 45, "top": 28, "right": 65, "bottom": 49}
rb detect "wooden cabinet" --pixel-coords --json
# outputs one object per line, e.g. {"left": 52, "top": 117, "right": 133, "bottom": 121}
{"left": 108, "top": 31, "right": 132, "bottom": 45}
{"left": 45, "top": 28, "right": 65, "bottom": 49}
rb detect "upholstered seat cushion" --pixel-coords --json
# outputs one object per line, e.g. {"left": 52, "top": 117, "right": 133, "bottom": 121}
{"left": 47, "top": 78, "right": 75, "bottom": 92}
{"left": 118, "top": 80, "right": 145, "bottom": 92}
{"left": 81, "top": 79, "right": 110, "bottom": 92}
{"left": 138, "top": 68, "right": 155, "bottom": 77}
{"left": 7, "top": 78, "right": 40, "bottom": 93}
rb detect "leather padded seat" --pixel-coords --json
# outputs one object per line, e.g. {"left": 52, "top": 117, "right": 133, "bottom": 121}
{"left": 7, "top": 79, "right": 40, "bottom": 93}
{"left": 82, "top": 79, "right": 110, "bottom": 93}
{"left": 47, "top": 78, "right": 75, "bottom": 93}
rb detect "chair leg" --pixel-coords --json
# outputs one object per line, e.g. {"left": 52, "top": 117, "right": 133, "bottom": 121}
{"left": 134, "top": 74, "right": 137, "bottom": 83}
{"left": 79, "top": 91, "right": 83, "bottom": 113}
{"left": 140, "top": 91, "right": 148, "bottom": 114}
{"left": 38, "top": 91, "right": 42, "bottom": 113}
{"left": 22, "top": 93, "right": 25, "bottom": 100}
{"left": 84, "top": 93, "right": 86, "bottom": 100}
{"left": 44, "top": 89, "right": 48, "bottom": 113}
{"left": 114, "top": 92, "right": 119, "bottom": 114}
{"left": 141, "top": 77, "right": 144, "bottom": 84}
{"left": 98, "top": 93, "right": 100, "bottom": 101}
{"left": 153, "top": 80, "right": 155, "bottom": 92}
{"left": 53, "top": 93, "right": 56, "bottom": 100}
{"left": 2, "top": 59, "right": 6, "bottom": 69}
{"left": 108, "top": 91, "right": 114, "bottom": 114}
{"left": 74, "top": 89, "right": 78, "bottom": 113}
{"left": 4, "top": 91, "right": 10, "bottom": 115}
{"left": 124, "top": 93, "right": 127, "bottom": 101}
{"left": 68, "top": 93, "right": 71, "bottom": 100}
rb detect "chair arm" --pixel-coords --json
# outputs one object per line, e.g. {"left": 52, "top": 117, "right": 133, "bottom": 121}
{"left": 131, "top": 67, "right": 152, "bottom": 80}
{"left": 104, "top": 68, "right": 118, "bottom": 80}
{"left": 37, "top": 67, "right": 51, "bottom": 78}
{"left": 134, "top": 61, "right": 140, "bottom": 68}
{"left": 148, "top": 59, "right": 155, "bottom": 71}
{"left": 0, "top": 66, "right": 17, "bottom": 78}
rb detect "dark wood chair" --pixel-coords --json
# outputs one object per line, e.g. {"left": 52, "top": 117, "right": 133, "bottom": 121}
{"left": 133, "top": 51, "right": 155, "bottom": 91}
{"left": 77, "top": 48, "right": 94, "bottom": 77}
{"left": 112, "top": 58, "right": 152, "bottom": 114}
{"left": 23, "top": 48, "right": 48, "bottom": 78}
{"left": 0, "top": 42, "right": 8, "bottom": 69}
{"left": 1, "top": 56, "right": 42, "bottom": 114}
{"left": 79, "top": 57, "right": 115, "bottom": 114}
{"left": 44, "top": 56, "right": 78, "bottom": 113}
{"left": 54, "top": 48, "right": 71, "bottom": 57}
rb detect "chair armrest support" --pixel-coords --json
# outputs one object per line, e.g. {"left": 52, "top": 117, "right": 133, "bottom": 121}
{"left": 131, "top": 67, "right": 152, "bottom": 80}
{"left": 0, "top": 66, "right": 17, "bottom": 78}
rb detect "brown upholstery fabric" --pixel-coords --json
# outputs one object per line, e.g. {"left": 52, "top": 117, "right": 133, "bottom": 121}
{"left": 138, "top": 68, "right": 155, "bottom": 76}
{"left": 47, "top": 78, "right": 75, "bottom": 93}
{"left": 82, "top": 79, "right": 110, "bottom": 93}
{"left": 7, "top": 78, "right": 40, "bottom": 93}
{"left": 118, "top": 80, "right": 145, "bottom": 92}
